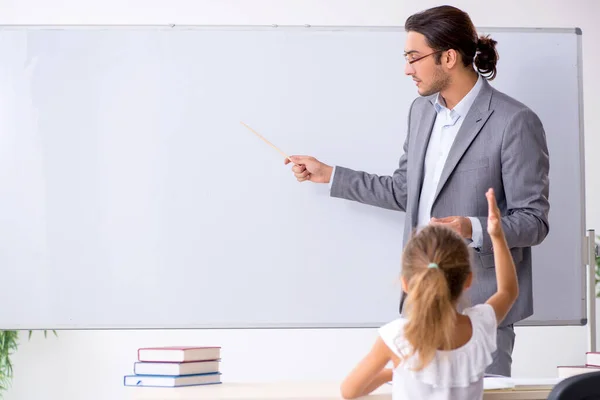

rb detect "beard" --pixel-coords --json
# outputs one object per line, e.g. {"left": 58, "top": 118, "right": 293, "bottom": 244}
{"left": 418, "top": 67, "right": 450, "bottom": 97}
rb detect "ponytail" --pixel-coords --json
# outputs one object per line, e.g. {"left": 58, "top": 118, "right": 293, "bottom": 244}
{"left": 475, "top": 34, "right": 499, "bottom": 80}
{"left": 403, "top": 265, "right": 457, "bottom": 370}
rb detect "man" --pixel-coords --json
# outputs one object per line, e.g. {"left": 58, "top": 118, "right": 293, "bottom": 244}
{"left": 284, "top": 5, "right": 550, "bottom": 377}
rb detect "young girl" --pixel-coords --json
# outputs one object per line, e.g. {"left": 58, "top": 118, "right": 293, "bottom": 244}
{"left": 340, "top": 188, "right": 519, "bottom": 399}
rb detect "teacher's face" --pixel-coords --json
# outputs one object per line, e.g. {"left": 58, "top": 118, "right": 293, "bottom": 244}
{"left": 404, "top": 31, "right": 450, "bottom": 97}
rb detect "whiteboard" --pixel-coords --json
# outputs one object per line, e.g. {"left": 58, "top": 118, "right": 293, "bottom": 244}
{"left": 0, "top": 26, "right": 586, "bottom": 329}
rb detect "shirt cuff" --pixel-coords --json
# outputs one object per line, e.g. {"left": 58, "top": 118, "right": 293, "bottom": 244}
{"left": 328, "top": 166, "right": 336, "bottom": 190}
{"left": 468, "top": 216, "right": 483, "bottom": 249}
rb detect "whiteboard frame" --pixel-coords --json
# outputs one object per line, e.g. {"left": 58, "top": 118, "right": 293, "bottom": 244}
{"left": 0, "top": 25, "right": 587, "bottom": 330}
{"left": 509, "top": 27, "right": 587, "bottom": 328}
{"left": 0, "top": 24, "right": 584, "bottom": 32}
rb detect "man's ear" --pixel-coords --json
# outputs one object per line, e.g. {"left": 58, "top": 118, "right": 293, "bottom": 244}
{"left": 444, "top": 49, "right": 459, "bottom": 69}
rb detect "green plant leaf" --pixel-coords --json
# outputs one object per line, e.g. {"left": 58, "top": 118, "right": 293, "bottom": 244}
{"left": 0, "top": 330, "right": 19, "bottom": 397}
{"left": 0, "top": 330, "right": 58, "bottom": 397}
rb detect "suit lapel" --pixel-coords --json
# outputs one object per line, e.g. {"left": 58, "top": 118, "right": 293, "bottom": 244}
{"left": 432, "top": 80, "right": 494, "bottom": 203}
{"left": 409, "top": 100, "right": 437, "bottom": 225}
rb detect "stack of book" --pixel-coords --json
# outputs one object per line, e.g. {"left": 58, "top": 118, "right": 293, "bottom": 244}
{"left": 557, "top": 351, "right": 600, "bottom": 378}
{"left": 123, "top": 346, "right": 222, "bottom": 387}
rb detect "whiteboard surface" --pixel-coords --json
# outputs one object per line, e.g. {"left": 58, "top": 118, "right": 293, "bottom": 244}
{"left": 0, "top": 26, "right": 585, "bottom": 329}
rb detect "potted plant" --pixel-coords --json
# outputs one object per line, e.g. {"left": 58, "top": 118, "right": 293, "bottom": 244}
{"left": 0, "top": 330, "right": 56, "bottom": 397}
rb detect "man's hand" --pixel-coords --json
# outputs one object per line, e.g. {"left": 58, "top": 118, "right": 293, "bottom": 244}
{"left": 430, "top": 216, "right": 473, "bottom": 239}
{"left": 284, "top": 155, "right": 333, "bottom": 184}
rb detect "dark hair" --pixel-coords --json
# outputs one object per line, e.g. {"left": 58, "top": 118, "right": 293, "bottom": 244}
{"left": 405, "top": 5, "right": 499, "bottom": 80}
{"left": 401, "top": 225, "right": 472, "bottom": 370}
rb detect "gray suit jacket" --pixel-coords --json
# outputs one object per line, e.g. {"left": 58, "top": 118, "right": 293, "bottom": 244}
{"left": 330, "top": 79, "right": 550, "bottom": 327}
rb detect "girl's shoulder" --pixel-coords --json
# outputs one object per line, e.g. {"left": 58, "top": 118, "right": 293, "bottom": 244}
{"left": 378, "top": 317, "right": 409, "bottom": 358}
{"left": 377, "top": 304, "right": 499, "bottom": 388}
{"left": 463, "top": 303, "right": 498, "bottom": 338}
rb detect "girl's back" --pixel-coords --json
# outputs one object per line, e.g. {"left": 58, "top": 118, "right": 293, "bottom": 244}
{"left": 380, "top": 303, "right": 497, "bottom": 400}
{"left": 340, "top": 188, "right": 518, "bottom": 400}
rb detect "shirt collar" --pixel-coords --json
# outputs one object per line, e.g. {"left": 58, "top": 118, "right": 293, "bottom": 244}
{"left": 433, "top": 74, "right": 483, "bottom": 118}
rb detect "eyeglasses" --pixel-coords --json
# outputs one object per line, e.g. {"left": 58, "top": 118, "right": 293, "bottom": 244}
{"left": 404, "top": 50, "right": 445, "bottom": 65}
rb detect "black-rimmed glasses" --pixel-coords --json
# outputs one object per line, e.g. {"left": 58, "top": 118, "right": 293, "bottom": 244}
{"left": 404, "top": 50, "right": 445, "bottom": 64}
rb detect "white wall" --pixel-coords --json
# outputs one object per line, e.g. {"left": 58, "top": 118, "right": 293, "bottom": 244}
{"left": 2, "top": 1, "right": 599, "bottom": 399}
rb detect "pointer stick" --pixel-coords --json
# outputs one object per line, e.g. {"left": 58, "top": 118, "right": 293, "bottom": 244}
{"left": 240, "top": 121, "right": 294, "bottom": 164}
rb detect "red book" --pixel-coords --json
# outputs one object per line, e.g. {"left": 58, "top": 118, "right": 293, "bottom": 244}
{"left": 586, "top": 352, "right": 600, "bottom": 367}
{"left": 137, "top": 346, "right": 221, "bottom": 362}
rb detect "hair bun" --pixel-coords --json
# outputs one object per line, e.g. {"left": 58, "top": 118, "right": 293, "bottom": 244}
{"left": 477, "top": 35, "right": 497, "bottom": 50}
{"left": 474, "top": 34, "right": 499, "bottom": 80}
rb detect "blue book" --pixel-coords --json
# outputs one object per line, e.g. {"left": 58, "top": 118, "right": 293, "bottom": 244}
{"left": 124, "top": 372, "right": 221, "bottom": 387}
{"left": 134, "top": 359, "right": 220, "bottom": 376}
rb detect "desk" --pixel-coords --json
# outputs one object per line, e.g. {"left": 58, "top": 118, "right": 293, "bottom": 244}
{"left": 126, "top": 382, "right": 552, "bottom": 400}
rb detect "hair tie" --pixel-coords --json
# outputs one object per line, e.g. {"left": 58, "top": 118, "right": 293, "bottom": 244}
{"left": 428, "top": 263, "right": 439, "bottom": 269}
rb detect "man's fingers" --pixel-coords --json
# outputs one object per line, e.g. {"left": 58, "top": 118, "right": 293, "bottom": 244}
{"left": 431, "top": 216, "right": 456, "bottom": 223}
{"left": 292, "top": 165, "right": 306, "bottom": 174}
{"left": 430, "top": 218, "right": 462, "bottom": 236}
{"left": 291, "top": 164, "right": 309, "bottom": 179}
{"left": 296, "top": 170, "right": 310, "bottom": 179}
{"left": 289, "top": 155, "right": 312, "bottom": 164}
{"left": 297, "top": 174, "right": 311, "bottom": 182}
{"left": 429, "top": 218, "right": 458, "bottom": 230}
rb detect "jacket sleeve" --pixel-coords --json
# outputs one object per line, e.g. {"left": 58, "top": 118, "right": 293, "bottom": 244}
{"left": 476, "top": 108, "right": 550, "bottom": 253}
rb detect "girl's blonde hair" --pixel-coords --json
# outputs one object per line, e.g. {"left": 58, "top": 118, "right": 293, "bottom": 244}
{"left": 401, "top": 224, "right": 472, "bottom": 370}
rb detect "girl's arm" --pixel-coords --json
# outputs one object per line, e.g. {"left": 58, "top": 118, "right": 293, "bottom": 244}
{"left": 484, "top": 188, "right": 519, "bottom": 324}
{"left": 340, "top": 337, "right": 396, "bottom": 399}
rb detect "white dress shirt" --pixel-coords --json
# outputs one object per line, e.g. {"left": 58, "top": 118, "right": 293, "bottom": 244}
{"left": 417, "top": 74, "right": 484, "bottom": 248}
{"left": 330, "top": 74, "right": 484, "bottom": 248}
